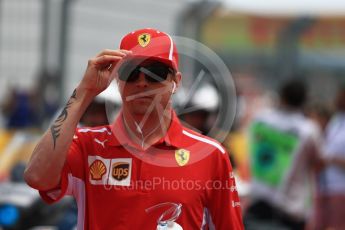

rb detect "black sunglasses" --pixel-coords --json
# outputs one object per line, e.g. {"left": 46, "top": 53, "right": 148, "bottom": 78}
{"left": 118, "top": 62, "right": 174, "bottom": 83}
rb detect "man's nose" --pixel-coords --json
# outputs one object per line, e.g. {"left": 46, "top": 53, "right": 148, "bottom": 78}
{"left": 135, "top": 72, "right": 148, "bottom": 88}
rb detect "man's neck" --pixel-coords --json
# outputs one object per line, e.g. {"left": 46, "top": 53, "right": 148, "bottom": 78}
{"left": 279, "top": 103, "right": 301, "bottom": 113}
{"left": 122, "top": 108, "right": 173, "bottom": 148}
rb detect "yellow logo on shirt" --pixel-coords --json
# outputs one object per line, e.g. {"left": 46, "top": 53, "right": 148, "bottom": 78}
{"left": 138, "top": 33, "right": 151, "bottom": 47}
{"left": 175, "top": 149, "right": 190, "bottom": 166}
{"left": 89, "top": 160, "right": 106, "bottom": 180}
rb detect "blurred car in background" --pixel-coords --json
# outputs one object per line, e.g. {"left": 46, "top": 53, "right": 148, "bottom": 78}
{"left": 0, "top": 130, "right": 77, "bottom": 230}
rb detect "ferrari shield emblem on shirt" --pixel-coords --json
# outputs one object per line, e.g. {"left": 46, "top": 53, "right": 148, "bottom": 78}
{"left": 175, "top": 149, "right": 190, "bottom": 166}
{"left": 138, "top": 33, "right": 151, "bottom": 47}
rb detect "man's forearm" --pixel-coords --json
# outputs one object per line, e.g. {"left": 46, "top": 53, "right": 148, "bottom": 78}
{"left": 24, "top": 48, "right": 126, "bottom": 190}
{"left": 24, "top": 87, "right": 93, "bottom": 190}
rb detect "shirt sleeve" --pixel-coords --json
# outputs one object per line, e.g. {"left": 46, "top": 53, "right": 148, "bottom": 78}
{"left": 39, "top": 129, "right": 85, "bottom": 204}
{"left": 206, "top": 149, "right": 244, "bottom": 230}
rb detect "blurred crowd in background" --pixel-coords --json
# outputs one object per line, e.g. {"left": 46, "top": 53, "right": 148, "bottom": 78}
{"left": 1, "top": 0, "right": 345, "bottom": 229}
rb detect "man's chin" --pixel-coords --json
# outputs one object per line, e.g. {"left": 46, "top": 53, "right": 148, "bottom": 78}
{"left": 130, "top": 106, "right": 152, "bottom": 116}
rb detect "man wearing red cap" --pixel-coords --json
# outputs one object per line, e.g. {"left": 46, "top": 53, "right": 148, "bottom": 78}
{"left": 24, "top": 28, "right": 244, "bottom": 230}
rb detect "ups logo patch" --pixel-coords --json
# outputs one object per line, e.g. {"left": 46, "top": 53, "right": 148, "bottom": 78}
{"left": 112, "top": 162, "right": 129, "bottom": 181}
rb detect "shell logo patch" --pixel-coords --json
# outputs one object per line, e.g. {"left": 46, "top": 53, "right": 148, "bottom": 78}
{"left": 175, "top": 149, "right": 190, "bottom": 166}
{"left": 89, "top": 160, "right": 107, "bottom": 180}
{"left": 138, "top": 33, "right": 151, "bottom": 47}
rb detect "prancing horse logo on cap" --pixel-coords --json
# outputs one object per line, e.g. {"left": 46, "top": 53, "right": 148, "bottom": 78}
{"left": 138, "top": 33, "right": 151, "bottom": 47}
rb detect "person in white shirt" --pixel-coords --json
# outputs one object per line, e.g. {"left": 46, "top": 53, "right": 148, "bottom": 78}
{"left": 245, "top": 80, "right": 321, "bottom": 230}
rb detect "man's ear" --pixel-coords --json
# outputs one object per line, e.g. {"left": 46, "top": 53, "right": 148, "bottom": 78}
{"left": 173, "top": 72, "right": 182, "bottom": 92}
{"left": 172, "top": 82, "right": 177, "bottom": 93}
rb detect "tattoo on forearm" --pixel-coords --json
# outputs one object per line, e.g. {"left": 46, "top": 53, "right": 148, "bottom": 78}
{"left": 50, "top": 89, "right": 77, "bottom": 149}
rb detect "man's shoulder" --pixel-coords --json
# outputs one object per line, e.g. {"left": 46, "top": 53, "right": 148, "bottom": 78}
{"left": 72, "top": 125, "right": 115, "bottom": 150}
{"left": 75, "top": 125, "right": 113, "bottom": 139}
{"left": 179, "top": 127, "right": 227, "bottom": 155}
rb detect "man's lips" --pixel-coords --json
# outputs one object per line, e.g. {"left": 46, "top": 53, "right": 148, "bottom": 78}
{"left": 135, "top": 96, "right": 153, "bottom": 100}
{"left": 130, "top": 95, "right": 155, "bottom": 104}
{"left": 125, "top": 87, "right": 168, "bottom": 101}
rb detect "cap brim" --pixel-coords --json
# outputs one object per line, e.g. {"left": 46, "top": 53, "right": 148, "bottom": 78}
{"left": 121, "top": 54, "right": 178, "bottom": 71}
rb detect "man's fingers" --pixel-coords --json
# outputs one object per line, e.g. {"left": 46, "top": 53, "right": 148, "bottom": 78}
{"left": 107, "top": 63, "right": 117, "bottom": 73}
{"left": 120, "top": 50, "right": 132, "bottom": 54}
{"left": 93, "top": 55, "right": 123, "bottom": 68}
{"left": 96, "top": 49, "right": 131, "bottom": 57}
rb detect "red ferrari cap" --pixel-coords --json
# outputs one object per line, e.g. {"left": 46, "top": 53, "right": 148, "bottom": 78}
{"left": 119, "top": 28, "right": 179, "bottom": 71}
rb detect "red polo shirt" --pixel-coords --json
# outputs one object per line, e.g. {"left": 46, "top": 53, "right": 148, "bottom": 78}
{"left": 40, "top": 111, "right": 244, "bottom": 230}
